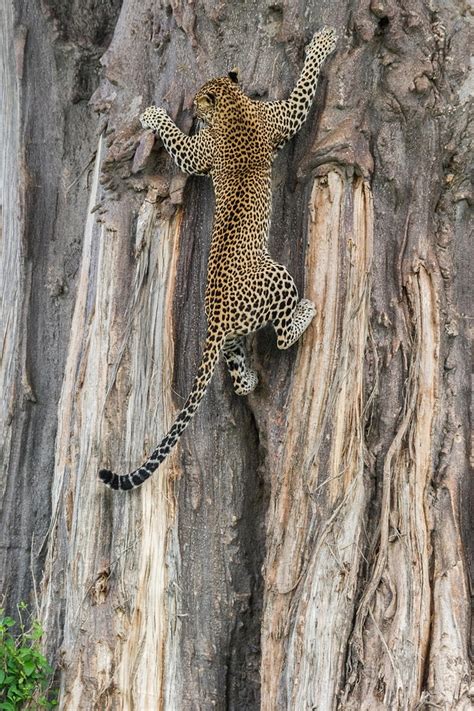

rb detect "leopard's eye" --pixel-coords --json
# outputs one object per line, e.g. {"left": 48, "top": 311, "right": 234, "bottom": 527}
{"left": 205, "top": 92, "right": 216, "bottom": 105}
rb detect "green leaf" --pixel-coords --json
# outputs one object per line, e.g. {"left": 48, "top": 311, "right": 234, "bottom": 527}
{"left": 0, "top": 602, "right": 57, "bottom": 708}
{"left": 23, "top": 660, "right": 36, "bottom": 677}
{"left": 30, "top": 622, "right": 43, "bottom": 641}
{"left": 7, "top": 683, "right": 21, "bottom": 696}
{"left": 0, "top": 701, "right": 16, "bottom": 711}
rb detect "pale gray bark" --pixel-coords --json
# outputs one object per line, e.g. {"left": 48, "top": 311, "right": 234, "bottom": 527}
{"left": 1, "top": 1, "right": 472, "bottom": 709}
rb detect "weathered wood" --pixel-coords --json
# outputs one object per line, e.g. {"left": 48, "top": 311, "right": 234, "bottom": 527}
{"left": 1, "top": 1, "right": 472, "bottom": 709}
{"left": 261, "top": 173, "right": 373, "bottom": 710}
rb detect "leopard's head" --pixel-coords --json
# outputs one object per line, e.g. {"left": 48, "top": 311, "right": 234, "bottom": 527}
{"left": 193, "top": 71, "right": 242, "bottom": 126}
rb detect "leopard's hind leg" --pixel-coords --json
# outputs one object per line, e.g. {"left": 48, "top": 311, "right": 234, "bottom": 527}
{"left": 223, "top": 337, "right": 258, "bottom": 395}
{"left": 269, "top": 265, "right": 316, "bottom": 349}
{"left": 274, "top": 298, "right": 316, "bottom": 349}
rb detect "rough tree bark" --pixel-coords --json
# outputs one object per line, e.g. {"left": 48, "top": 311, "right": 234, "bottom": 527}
{"left": 1, "top": 0, "right": 472, "bottom": 709}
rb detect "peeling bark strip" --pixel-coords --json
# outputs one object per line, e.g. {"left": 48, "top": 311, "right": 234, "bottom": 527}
{"left": 1, "top": 1, "right": 472, "bottom": 710}
{"left": 344, "top": 265, "right": 439, "bottom": 707}
{"left": 41, "top": 136, "right": 183, "bottom": 709}
{"left": 262, "top": 173, "right": 373, "bottom": 711}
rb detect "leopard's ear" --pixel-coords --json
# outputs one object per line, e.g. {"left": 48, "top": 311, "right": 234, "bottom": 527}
{"left": 228, "top": 67, "right": 239, "bottom": 84}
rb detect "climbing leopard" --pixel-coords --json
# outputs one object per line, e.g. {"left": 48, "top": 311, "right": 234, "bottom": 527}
{"left": 99, "top": 27, "right": 337, "bottom": 490}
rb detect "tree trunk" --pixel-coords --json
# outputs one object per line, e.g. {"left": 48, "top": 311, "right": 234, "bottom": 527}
{"left": 1, "top": 1, "right": 472, "bottom": 709}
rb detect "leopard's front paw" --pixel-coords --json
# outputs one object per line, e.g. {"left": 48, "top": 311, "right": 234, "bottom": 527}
{"left": 139, "top": 105, "right": 167, "bottom": 132}
{"left": 306, "top": 26, "right": 337, "bottom": 59}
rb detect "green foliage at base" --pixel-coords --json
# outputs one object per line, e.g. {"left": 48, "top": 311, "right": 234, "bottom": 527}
{"left": 0, "top": 604, "right": 57, "bottom": 710}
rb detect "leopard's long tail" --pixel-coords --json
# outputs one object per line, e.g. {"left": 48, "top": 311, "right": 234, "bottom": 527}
{"left": 99, "top": 333, "right": 224, "bottom": 491}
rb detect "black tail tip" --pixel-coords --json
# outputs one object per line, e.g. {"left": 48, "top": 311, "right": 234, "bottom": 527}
{"left": 99, "top": 469, "right": 119, "bottom": 490}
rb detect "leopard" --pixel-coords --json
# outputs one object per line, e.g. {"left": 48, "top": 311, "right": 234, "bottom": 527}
{"left": 99, "top": 27, "right": 337, "bottom": 490}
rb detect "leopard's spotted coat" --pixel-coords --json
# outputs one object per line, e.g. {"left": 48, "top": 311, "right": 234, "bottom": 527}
{"left": 100, "top": 27, "right": 337, "bottom": 490}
